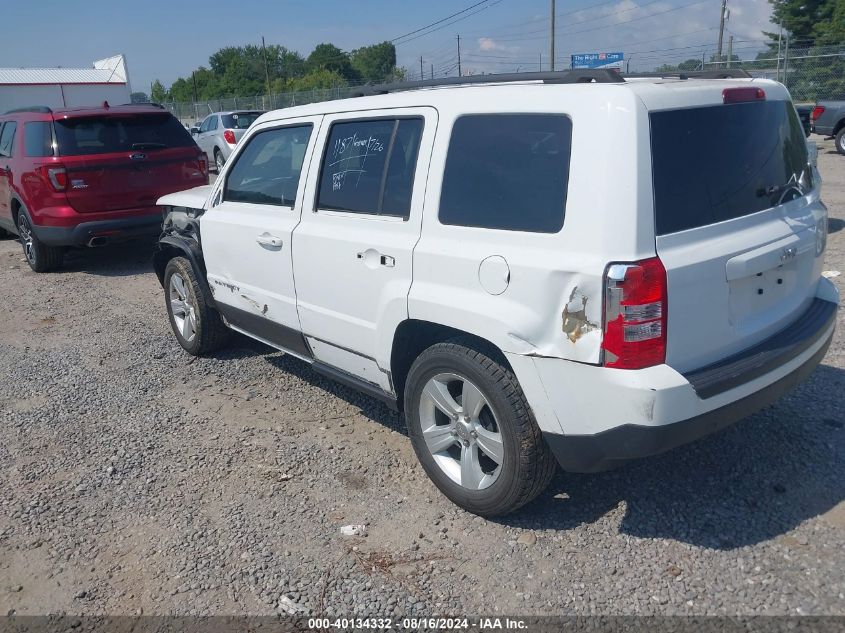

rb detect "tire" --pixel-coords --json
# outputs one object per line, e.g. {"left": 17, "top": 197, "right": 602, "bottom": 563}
{"left": 163, "top": 256, "right": 230, "bottom": 355}
{"left": 17, "top": 211, "right": 64, "bottom": 272}
{"left": 214, "top": 148, "right": 225, "bottom": 173}
{"left": 836, "top": 128, "right": 845, "bottom": 156}
{"left": 404, "top": 340, "right": 557, "bottom": 516}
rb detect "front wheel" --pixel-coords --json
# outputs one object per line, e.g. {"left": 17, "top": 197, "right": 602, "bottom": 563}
{"left": 17, "top": 212, "right": 63, "bottom": 272}
{"left": 164, "top": 256, "right": 230, "bottom": 355}
{"left": 836, "top": 128, "right": 845, "bottom": 156}
{"left": 404, "top": 341, "right": 556, "bottom": 516}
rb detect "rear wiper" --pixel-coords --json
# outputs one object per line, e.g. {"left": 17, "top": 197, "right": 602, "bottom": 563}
{"left": 130, "top": 142, "right": 166, "bottom": 150}
{"left": 756, "top": 174, "right": 802, "bottom": 198}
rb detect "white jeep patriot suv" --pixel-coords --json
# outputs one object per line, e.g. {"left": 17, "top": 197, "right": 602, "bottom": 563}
{"left": 153, "top": 69, "right": 838, "bottom": 516}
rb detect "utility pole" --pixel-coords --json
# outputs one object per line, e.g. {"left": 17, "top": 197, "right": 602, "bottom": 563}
{"left": 420, "top": 56, "right": 424, "bottom": 80}
{"left": 539, "top": 53, "right": 542, "bottom": 71}
{"left": 716, "top": 0, "right": 728, "bottom": 63}
{"left": 550, "top": 0, "right": 556, "bottom": 71}
{"left": 191, "top": 72, "right": 198, "bottom": 102}
{"left": 457, "top": 35, "right": 462, "bottom": 77}
{"left": 776, "top": 22, "right": 783, "bottom": 82}
{"left": 430, "top": 63, "right": 434, "bottom": 80}
{"left": 727, "top": 36, "right": 733, "bottom": 67}
{"left": 261, "top": 36, "right": 273, "bottom": 107}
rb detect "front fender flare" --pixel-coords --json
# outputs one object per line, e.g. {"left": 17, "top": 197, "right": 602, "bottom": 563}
{"left": 153, "top": 235, "right": 215, "bottom": 306}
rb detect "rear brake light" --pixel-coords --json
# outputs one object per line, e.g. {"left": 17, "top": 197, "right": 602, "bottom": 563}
{"left": 40, "top": 166, "right": 68, "bottom": 191}
{"left": 198, "top": 154, "right": 208, "bottom": 175}
{"left": 722, "top": 87, "right": 765, "bottom": 104}
{"left": 811, "top": 105, "right": 825, "bottom": 121}
{"left": 601, "top": 257, "right": 667, "bottom": 370}
{"left": 223, "top": 129, "right": 236, "bottom": 144}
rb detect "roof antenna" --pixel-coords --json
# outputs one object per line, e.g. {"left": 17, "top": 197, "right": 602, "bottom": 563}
{"left": 103, "top": 100, "right": 110, "bottom": 109}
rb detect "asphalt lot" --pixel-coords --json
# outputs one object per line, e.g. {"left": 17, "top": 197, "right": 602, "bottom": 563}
{"left": 0, "top": 140, "right": 843, "bottom": 617}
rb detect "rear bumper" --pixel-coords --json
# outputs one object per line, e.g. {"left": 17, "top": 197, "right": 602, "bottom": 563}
{"left": 544, "top": 329, "right": 833, "bottom": 472}
{"left": 507, "top": 279, "right": 839, "bottom": 473}
{"left": 32, "top": 214, "right": 162, "bottom": 246}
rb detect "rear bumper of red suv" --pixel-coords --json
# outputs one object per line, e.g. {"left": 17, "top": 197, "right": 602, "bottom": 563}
{"left": 29, "top": 204, "right": 164, "bottom": 246}
{"left": 32, "top": 213, "right": 163, "bottom": 246}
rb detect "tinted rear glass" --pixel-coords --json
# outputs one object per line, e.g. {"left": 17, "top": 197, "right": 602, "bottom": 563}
{"left": 651, "top": 101, "right": 811, "bottom": 235}
{"left": 54, "top": 113, "right": 195, "bottom": 156}
{"left": 439, "top": 114, "right": 572, "bottom": 233}
{"left": 221, "top": 112, "right": 262, "bottom": 129}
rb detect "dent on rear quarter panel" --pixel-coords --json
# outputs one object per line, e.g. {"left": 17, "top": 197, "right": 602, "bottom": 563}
{"left": 505, "top": 274, "right": 604, "bottom": 364}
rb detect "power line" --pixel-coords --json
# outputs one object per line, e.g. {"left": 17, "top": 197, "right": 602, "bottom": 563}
{"left": 394, "top": 0, "right": 504, "bottom": 46}
{"left": 392, "top": 0, "right": 490, "bottom": 43}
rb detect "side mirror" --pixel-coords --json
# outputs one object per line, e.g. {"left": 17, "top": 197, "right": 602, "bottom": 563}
{"left": 190, "top": 127, "right": 199, "bottom": 136}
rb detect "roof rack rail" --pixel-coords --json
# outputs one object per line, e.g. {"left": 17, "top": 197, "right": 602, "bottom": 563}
{"left": 3, "top": 105, "right": 53, "bottom": 115}
{"left": 624, "top": 69, "right": 752, "bottom": 80}
{"left": 351, "top": 68, "right": 624, "bottom": 97}
{"left": 118, "top": 101, "right": 166, "bottom": 108}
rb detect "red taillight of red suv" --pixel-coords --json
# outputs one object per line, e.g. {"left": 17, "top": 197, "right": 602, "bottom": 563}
{"left": 198, "top": 154, "right": 208, "bottom": 176}
{"left": 40, "top": 166, "right": 68, "bottom": 191}
{"left": 223, "top": 129, "right": 237, "bottom": 145}
{"left": 811, "top": 105, "right": 826, "bottom": 121}
{"left": 601, "top": 257, "right": 667, "bottom": 369}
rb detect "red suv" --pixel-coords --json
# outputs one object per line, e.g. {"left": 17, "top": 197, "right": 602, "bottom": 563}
{"left": 0, "top": 104, "right": 208, "bottom": 272}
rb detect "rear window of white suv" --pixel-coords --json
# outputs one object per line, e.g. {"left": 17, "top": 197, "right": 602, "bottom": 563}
{"left": 439, "top": 114, "right": 572, "bottom": 233}
{"left": 650, "top": 100, "right": 811, "bottom": 235}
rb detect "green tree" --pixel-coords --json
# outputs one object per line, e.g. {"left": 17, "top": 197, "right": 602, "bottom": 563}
{"left": 350, "top": 41, "right": 397, "bottom": 83}
{"left": 765, "top": 0, "right": 835, "bottom": 49}
{"left": 287, "top": 68, "right": 348, "bottom": 91}
{"left": 764, "top": 0, "right": 845, "bottom": 100}
{"left": 307, "top": 43, "right": 359, "bottom": 83}
{"left": 678, "top": 58, "right": 702, "bottom": 71}
{"left": 130, "top": 91, "right": 149, "bottom": 103}
{"left": 150, "top": 80, "right": 168, "bottom": 103}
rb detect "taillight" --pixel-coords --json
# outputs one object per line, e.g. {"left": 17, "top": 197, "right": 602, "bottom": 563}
{"left": 223, "top": 129, "right": 236, "bottom": 145}
{"left": 40, "top": 166, "right": 68, "bottom": 191}
{"left": 811, "top": 105, "right": 825, "bottom": 121}
{"left": 601, "top": 257, "right": 667, "bottom": 369}
{"left": 198, "top": 154, "right": 208, "bottom": 175}
{"left": 722, "top": 87, "right": 765, "bottom": 104}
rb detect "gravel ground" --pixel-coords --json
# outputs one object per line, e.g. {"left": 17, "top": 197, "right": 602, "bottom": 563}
{"left": 0, "top": 140, "right": 843, "bottom": 618}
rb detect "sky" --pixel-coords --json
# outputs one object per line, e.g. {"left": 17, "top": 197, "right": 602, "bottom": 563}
{"left": 2, "top": 0, "right": 777, "bottom": 95}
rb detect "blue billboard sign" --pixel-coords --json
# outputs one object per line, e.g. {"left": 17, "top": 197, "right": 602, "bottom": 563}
{"left": 571, "top": 52, "right": 624, "bottom": 70}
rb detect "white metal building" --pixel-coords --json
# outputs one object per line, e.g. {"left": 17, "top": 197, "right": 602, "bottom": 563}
{"left": 0, "top": 55, "right": 132, "bottom": 112}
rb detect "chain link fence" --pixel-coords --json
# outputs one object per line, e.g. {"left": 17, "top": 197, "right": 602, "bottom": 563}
{"left": 162, "top": 85, "right": 364, "bottom": 125}
{"left": 161, "top": 45, "right": 845, "bottom": 125}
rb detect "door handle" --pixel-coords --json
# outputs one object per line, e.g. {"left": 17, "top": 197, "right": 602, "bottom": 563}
{"left": 256, "top": 234, "right": 283, "bottom": 248}
{"left": 356, "top": 250, "right": 395, "bottom": 267}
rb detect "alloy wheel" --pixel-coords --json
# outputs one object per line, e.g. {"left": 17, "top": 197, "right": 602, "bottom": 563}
{"left": 418, "top": 373, "right": 504, "bottom": 490}
{"left": 215, "top": 152, "right": 225, "bottom": 172}
{"left": 169, "top": 273, "right": 197, "bottom": 343}
{"left": 17, "top": 215, "right": 36, "bottom": 266}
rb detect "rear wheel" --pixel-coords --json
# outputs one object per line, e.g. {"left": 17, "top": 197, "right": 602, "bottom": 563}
{"left": 214, "top": 148, "right": 225, "bottom": 172}
{"left": 404, "top": 340, "right": 556, "bottom": 516}
{"left": 836, "top": 128, "right": 845, "bottom": 156}
{"left": 164, "top": 256, "right": 230, "bottom": 355}
{"left": 17, "top": 211, "right": 64, "bottom": 272}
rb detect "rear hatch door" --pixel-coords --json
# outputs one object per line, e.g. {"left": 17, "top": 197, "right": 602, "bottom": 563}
{"left": 647, "top": 87, "right": 825, "bottom": 373}
{"left": 55, "top": 111, "right": 207, "bottom": 213}
{"left": 221, "top": 111, "right": 263, "bottom": 143}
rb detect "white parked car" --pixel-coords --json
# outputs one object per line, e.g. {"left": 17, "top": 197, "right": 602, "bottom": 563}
{"left": 153, "top": 70, "right": 838, "bottom": 516}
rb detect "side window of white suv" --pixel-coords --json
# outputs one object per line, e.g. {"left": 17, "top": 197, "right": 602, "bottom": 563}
{"left": 439, "top": 114, "right": 572, "bottom": 233}
{"left": 224, "top": 124, "right": 313, "bottom": 207}
{"left": 316, "top": 117, "right": 424, "bottom": 218}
